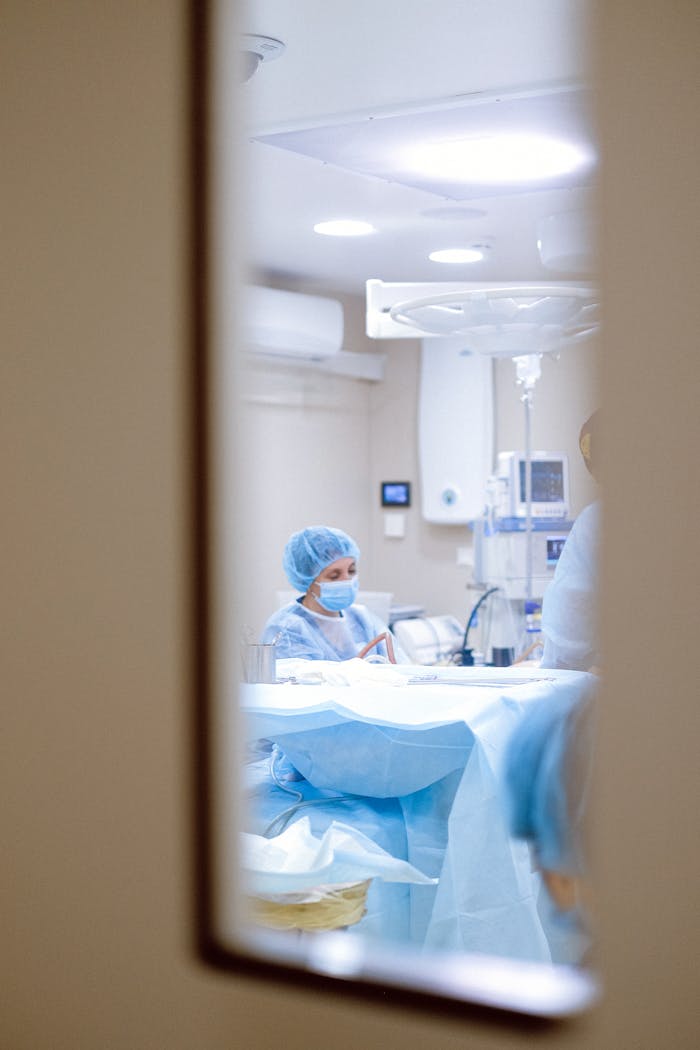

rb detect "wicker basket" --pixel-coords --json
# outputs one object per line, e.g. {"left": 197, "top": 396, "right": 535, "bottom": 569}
{"left": 247, "top": 879, "right": 371, "bottom": 932}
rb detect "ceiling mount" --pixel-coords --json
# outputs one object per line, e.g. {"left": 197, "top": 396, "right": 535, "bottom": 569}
{"left": 240, "top": 34, "right": 285, "bottom": 83}
{"left": 366, "top": 279, "right": 599, "bottom": 354}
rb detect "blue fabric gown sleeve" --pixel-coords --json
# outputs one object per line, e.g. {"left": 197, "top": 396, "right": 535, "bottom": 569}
{"left": 261, "top": 604, "right": 328, "bottom": 661}
{"left": 347, "top": 606, "right": 386, "bottom": 654}
{"left": 347, "top": 606, "right": 409, "bottom": 663}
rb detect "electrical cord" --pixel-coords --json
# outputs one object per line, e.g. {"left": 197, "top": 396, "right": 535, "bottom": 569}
{"left": 462, "top": 586, "right": 500, "bottom": 653}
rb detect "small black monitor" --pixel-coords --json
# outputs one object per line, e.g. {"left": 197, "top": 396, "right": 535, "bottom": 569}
{"left": 381, "top": 481, "right": 411, "bottom": 507}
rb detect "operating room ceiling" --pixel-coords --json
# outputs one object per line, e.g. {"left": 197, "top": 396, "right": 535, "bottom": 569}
{"left": 241, "top": 0, "right": 597, "bottom": 295}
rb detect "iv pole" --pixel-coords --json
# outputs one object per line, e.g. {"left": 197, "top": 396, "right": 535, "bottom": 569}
{"left": 513, "top": 354, "right": 542, "bottom": 603}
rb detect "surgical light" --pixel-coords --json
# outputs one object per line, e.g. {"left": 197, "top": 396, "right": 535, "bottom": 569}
{"left": 313, "top": 220, "right": 375, "bottom": 237}
{"left": 429, "top": 248, "right": 484, "bottom": 264}
{"left": 401, "top": 134, "right": 592, "bottom": 185}
{"left": 385, "top": 284, "right": 599, "bottom": 353}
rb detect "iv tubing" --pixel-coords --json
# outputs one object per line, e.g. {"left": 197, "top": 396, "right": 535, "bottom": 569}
{"left": 524, "top": 390, "right": 533, "bottom": 602}
{"left": 358, "top": 632, "right": 397, "bottom": 663}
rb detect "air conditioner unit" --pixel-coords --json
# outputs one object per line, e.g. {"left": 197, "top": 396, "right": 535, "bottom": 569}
{"left": 244, "top": 285, "right": 344, "bottom": 360}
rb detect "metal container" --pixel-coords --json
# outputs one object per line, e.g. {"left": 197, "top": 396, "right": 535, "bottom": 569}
{"left": 241, "top": 643, "right": 277, "bottom": 684}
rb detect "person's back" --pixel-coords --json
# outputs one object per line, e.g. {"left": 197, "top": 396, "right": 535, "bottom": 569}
{"left": 540, "top": 412, "right": 602, "bottom": 673}
{"left": 541, "top": 499, "right": 601, "bottom": 671}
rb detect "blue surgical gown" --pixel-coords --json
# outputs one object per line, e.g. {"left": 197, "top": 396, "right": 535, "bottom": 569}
{"left": 261, "top": 599, "right": 395, "bottom": 661}
{"left": 541, "top": 501, "right": 601, "bottom": 672}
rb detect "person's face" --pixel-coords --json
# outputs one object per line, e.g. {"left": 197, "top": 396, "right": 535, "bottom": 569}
{"left": 303, "top": 555, "right": 358, "bottom": 614}
{"left": 314, "top": 556, "right": 357, "bottom": 586}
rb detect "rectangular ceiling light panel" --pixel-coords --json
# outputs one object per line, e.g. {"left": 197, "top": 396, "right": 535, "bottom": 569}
{"left": 254, "top": 88, "right": 596, "bottom": 201}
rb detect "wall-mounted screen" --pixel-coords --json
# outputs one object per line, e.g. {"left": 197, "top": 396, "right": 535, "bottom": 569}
{"left": 381, "top": 481, "right": 411, "bottom": 507}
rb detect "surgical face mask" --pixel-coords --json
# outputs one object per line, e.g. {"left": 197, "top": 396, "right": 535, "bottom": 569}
{"left": 317, "top": 576, "right": 359, "bottom": 612}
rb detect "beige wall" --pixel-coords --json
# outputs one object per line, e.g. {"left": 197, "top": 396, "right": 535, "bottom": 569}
{"left": 3, "top": 3, "right": 699, "bottom": 1049}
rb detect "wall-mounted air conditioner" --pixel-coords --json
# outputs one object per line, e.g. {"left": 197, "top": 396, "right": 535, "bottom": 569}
{"left": 243, "top": 284, "right": 386, "bottom": 381}
{"left": 244, "top": 285, "right": 343, "bottom": 359}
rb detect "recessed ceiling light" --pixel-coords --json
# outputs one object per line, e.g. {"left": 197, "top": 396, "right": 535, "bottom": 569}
{"left": 313, "top": 220, "right": 376, "bottom": 237}
{"left": 404, "top": 134, "right": 592, "bottom": 184}
{"left": 429, "top": 248, "right": 485, "bottom": 264}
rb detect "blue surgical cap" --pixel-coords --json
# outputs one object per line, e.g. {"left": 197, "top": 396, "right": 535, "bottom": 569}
{"left": 505, "top": 687, "right": 596, "bottom": 876}
{"left": 282, "top": 526, "right": 360, "bottom": 593}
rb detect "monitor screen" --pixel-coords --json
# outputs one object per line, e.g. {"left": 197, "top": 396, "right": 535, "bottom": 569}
{"left": 518, "top": 460, "right": 565, "bottom": 503}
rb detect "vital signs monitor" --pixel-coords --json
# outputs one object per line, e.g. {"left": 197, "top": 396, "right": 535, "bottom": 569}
{"left": 496, "top": 451, "right": 570, "bottom": 520}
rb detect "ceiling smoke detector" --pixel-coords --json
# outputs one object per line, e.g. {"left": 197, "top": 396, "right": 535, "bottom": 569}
{"left": 240, "top": 34, "right": 285, "bottom": 83}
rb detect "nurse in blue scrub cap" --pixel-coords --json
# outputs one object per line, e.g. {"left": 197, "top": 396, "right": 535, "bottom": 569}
{"left": 261, "top": 526, "right": 398, "bottom": 661}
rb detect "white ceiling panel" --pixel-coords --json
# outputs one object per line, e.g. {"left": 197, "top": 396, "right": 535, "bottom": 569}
{"left": 238, "top": 1, "right": 597, "bottom": 293}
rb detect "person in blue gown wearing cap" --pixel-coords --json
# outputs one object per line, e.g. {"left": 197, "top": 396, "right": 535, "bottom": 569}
{"left": 261, "top": 526, "right": 398, "bottom": 661}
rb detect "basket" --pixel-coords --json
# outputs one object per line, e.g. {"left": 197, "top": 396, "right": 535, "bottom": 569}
{"left": 247, "top": 879, "right": 371, "bottom": 932}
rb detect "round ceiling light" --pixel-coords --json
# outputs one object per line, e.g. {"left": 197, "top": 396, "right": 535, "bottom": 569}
{"left": 313, "top": 220, "right": 376, "bottom": 237}
{"left": 429, "top": 248, "right": 485, "bottom": 264}
{"left": 403, "top": 134, "right": 593, "bottom": 184}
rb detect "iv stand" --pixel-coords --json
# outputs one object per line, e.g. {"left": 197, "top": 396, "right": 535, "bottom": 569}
{"left": 514, "top": 354, "right": 542, "bottom": 603}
